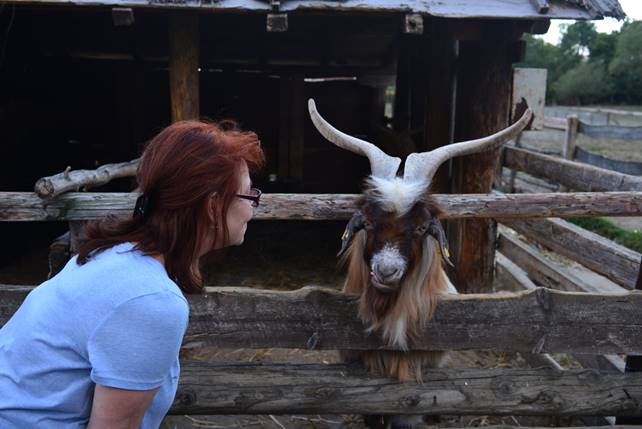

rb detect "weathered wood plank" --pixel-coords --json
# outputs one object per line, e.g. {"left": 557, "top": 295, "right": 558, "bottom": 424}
{"left": 504, "top": 146, "right": 642, "bottom": 192}
{"left": 450, "top": 22, "right": 515, "bottom": 293}
{"left": 0, "top": 0, "right": 613, "bottom": 20}
{"left": 2, "top": 191, "right": 641, "bottom": 222}
{"left": 543, "top": 116, "right": 567, "bottom": 130}
{"left": 497, "top": 231, "right": 597, "bottom": 293}
{"left": 497, "top": 231, "right": 627, "bottom": 378}
{"left": 495, "top": 251, "right": 537, "bottom": 291}
{"left": 4, "top": 286, "right": 642, "bottom": 355}
{"left": 170, "top": 362, "right": 642, "bottom": 415}
{"left": 579, "top": 122, "right": 642, "bottom": 141}
{"left": 501, "top": 217, "right": 641, "bottom": 290}
{"left": 169, "top": 13, "right": 199, "bottom": 122}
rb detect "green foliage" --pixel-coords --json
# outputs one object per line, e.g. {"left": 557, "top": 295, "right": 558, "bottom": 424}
{"left": 553, "top": 60, "right": 612, "bottom": 104}
{"left": 519, "top": 20, "right": 642, "bottom": 105}
{"left": 567, "top": 217, "right": 642, "bottom": 253}
{"left": 609, "top": 21, "right": 642, "bottom": 103}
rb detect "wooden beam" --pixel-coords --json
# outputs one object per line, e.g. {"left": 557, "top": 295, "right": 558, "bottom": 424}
{"left": 544, "top": 116, "right": 567, "bottom": 130}
{"left": 424, "top": 18, "right": 457, "bottom": 190}
{"left": 496, "top": 235, "right": 625, "bottom": 395}
{"left": 497, "top": 231, "right": 597, "bottom": 292}
{"left": 504, "top": 146, "right": 642, "bottom": 192}
{"left": 529, "top": 0, "right": 549, "bottom": 14}
{"left": 501, "top": 217, "right": 641, "bottom": 290}
{"left": 34, "top": 159, "right": 139, "bottom": 199}
{"left": 169, "top": 362, "right": 642, "bottom": 415}
{"left": 495, "top": 251, "right": 537, "bottom": 291}
{"left": 169, "top": 13, "right": 199, "bottom": 122}
{"left": 3, "top": 285, "right": 642, "bottom": 355}
{"left": 449, "top": 22, "right": 515, "bottom": 293}
{"left": 2, "top": 191, "right": 642, "bottom": 222}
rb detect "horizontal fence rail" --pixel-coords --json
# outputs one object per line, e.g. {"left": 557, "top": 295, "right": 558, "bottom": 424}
{"left": 3, "top": 286, "right": 642, "bottom": 355}
{"left": 2, "top": 191, "right": 642, "bottom": 221}
{"left": 169, "top": 362, "right": 642, "bottom": 416}
{"left": 501, "top": 217, "right": 641, "bottom": 290}
{"left": 504, "top": 147, "right": 642, "bottom": 192}
{"left": 578, "top": 122, "right": 642, "bottom": 141}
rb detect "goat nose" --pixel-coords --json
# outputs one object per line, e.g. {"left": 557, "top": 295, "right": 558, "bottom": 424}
{"left": 376, "top": 265, "right": 399, "bottom": 280}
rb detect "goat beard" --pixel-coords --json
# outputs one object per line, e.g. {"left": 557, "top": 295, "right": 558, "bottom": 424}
{"left": 361, "top": 283, "right": 400, "bottom": 324}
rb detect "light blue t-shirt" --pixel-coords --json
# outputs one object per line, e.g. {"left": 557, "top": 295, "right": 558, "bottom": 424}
{"left": 0, "top": 242, "right": 189, "bottom": 428}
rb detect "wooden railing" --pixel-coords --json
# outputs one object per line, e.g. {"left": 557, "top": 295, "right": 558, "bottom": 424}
{"left": 2, "top": 285, "right": 642, "bottom": 416}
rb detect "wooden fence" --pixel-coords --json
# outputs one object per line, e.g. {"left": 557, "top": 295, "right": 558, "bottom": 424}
{"left": 498, "top": 115, "right": 642, "bottom": 426}
{"left": 2, "top": 285, "right": 642, "bottom": 416}
{"left": 2, "top": 147, "right": 642, "bottom": 422}
{"left": 2, "top": 195, "right": 642, "bottom": 420}
{"left": 541, "top": 115, "right": 642, "bottom": 177}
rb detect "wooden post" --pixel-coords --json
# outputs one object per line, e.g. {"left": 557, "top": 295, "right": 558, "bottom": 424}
{"left": 424, "top": 18, "right": 458, "bottom": 193}
{"left": 562, "top": 115, "right": 579, "bottom": 161}
{"left": 448, "top": 22, "right": 516, "bottom": 294}
{"left": 289, "top": 75, "right": 305, "bottom": 189}
{"left": 560, "top": 115, "right": 579, "bottom": 192}
{"left": 169, "top": 13, "right": 200, "bottom": 122}
{"left": 278, "top": 77, "right": 290, "bottom": 184}
{"left": 506, "top": 133, "right": 522, "bottom": 193}
{"left": 277, "top": 75, "right": 305, "bottom": 190}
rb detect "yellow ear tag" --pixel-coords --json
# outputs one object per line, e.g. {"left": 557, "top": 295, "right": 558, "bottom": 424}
{"left": 444, "top": 248, "right": 451, "bottom": 258}
{"left": 342, "top": 229, "right": 348, "bottom": 241}
{"left": 436, "top": 247, "right": 442, "bottom": 257}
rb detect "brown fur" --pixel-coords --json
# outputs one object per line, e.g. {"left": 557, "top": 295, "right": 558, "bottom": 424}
{"left": 340, "top": 227, "right": 450, "bottom": 381}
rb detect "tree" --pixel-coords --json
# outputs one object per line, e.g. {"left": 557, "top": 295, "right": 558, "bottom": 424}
{"left": 560, "top": 21, "right": 598, "bottom": 56}
{"left": 608, "top": 21, "right": 642, "bottom": 103}
{"left": 554, "top": 60, "right": 612, "bottom": 105}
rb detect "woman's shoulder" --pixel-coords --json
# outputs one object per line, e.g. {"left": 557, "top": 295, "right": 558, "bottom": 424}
{"left": 48, "top": 242, "right": 186, "bottom": 315}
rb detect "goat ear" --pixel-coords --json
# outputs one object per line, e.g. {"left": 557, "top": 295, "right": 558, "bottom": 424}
{"left": 428, "top": 217, "right": 454, "bottom": 267}
{"left": 338, "top": 210, "right": 365, "bottom": 257}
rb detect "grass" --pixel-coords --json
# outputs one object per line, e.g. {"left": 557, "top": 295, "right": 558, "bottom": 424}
{"left": 568, "top": 216, "right": 642, "bottom": 254}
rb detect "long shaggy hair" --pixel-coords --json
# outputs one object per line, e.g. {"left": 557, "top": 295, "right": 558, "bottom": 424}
{"left": 340, "top": 228, "right": 450, "bottom": 381}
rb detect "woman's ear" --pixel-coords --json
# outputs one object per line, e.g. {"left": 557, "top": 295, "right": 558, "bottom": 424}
{"left": 207, "top": 192, "right": 218, "bottom": 225}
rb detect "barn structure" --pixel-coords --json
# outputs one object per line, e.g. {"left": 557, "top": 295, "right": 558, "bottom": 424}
{"left": 3, "top": 1, "right": 642, "bottom": 427}
{"left": 0, "top": 1, "right": 627, "bottom": 288}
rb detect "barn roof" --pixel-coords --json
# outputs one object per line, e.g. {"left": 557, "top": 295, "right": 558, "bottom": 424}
{"left": 5, "top": 0, "right": 626, "bottom": 19}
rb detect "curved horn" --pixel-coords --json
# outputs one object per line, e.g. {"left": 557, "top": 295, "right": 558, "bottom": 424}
{"left": 308, "top": 99, "right": 402, "bottom": 179}
{"left": 403, "top": 106, "right": 533, "bottom": 182}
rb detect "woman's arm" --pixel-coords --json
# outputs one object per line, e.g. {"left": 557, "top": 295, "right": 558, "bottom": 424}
{"left": 87, "top": 384, "right": 159, "bottom": 429}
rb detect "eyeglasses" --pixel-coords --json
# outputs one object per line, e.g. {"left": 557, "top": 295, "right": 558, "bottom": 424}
{"left": 236, "top": 188, "right": 262, "bottom": 207}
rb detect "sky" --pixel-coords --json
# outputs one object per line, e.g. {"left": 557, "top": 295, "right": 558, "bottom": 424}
{"left": 539, "top": 0, "right": 642, "bottom": 45}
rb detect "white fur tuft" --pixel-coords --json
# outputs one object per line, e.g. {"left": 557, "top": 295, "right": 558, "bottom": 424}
{"left": 367, "top": 176, "right": 427, "bottom": 215}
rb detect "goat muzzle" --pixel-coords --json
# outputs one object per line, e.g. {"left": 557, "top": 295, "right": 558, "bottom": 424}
{"left": 370, "top": 272, "right": 399, "bottom": 293}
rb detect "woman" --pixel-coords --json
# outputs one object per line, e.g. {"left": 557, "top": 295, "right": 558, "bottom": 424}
{"left": 0, "top": 120, "right": 265, "bottom": 428}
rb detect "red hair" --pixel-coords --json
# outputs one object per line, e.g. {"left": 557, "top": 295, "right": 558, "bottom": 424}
{"left": 77, "top": 120, "right": 265, "bottom": 294}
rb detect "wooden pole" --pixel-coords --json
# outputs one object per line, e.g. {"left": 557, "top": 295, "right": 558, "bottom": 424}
{"left": 449, "top": 22, "right": 515, "bottom": 293}
{"left": 169, "top": 13, "right": 200, "bottom": 122}
{"left": 562, "top": 115, "right": 579, "bottom": 160}
{"left": 424, "top": 18, "right": 457, "bottom": 192}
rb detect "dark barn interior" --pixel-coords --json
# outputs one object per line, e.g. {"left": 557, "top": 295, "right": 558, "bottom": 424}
{"left": 0, "top": 1, "right": 623, "bottom": 289}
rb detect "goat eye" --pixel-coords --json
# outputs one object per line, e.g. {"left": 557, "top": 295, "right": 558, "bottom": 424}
{"left": 415, "top": 224, "right": 427, "bottom": 235}
{"left": 363, "top": 220, "right": 373, "bottom": 230}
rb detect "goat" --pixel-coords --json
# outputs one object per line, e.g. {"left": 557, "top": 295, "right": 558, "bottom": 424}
{"left": 308, "top": 99, "right": 532, "bottom": 427}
